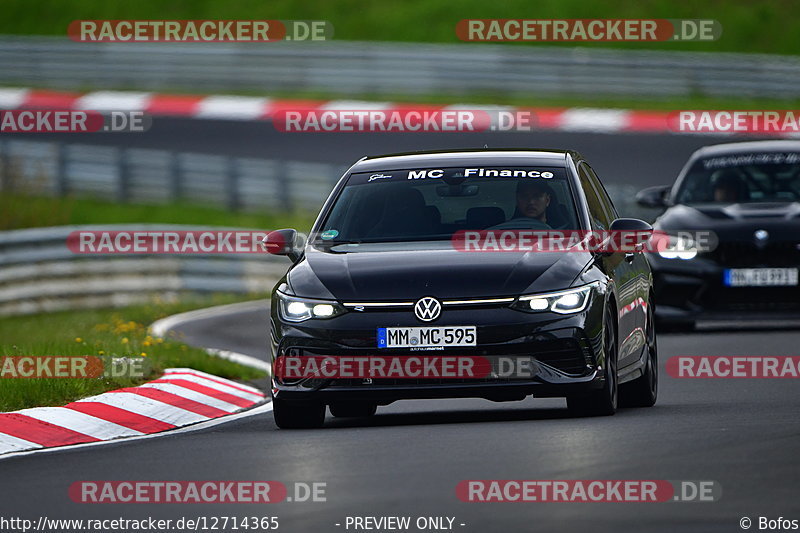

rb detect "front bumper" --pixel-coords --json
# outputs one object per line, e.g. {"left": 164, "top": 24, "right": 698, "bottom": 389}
{"left": 272, "top": 373, "right": 602, "bottom": 404}
{"left": 270, "top": 300, "right": 606, "bottom": 404}
{"left": 648, "top": 252, "right": 800, "bottom": 323}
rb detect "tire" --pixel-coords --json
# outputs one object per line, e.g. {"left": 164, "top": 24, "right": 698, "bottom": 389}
{"left": 567, "top": 305, "right": 618, "bottom": 417}
{"left": 620, "top": 300, "right": 658, "bottom": 408}
{"left": 329, "top": 402, "right": 378, "bottom": 418}
{"left": 272, "top": 398, "right": 325, "bottom": 429}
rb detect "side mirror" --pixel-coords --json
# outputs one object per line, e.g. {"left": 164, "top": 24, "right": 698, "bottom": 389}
{"left": 262, "top": 229, "right": 305, "bottom": 262}
{"left": 609, "top": 218, "right": 653, "bottom": 250}
{"left": 636, "top": 185, "right": 671, "bottom": 208}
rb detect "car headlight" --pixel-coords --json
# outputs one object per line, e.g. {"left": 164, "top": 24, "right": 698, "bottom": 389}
{"left": 657, "top": 235, "right": 697, "bottom": 260}
{"left": 511, "top": 283, "right": 598, "bottom": 315}
{"left": 277, "top": 292, "right": 346, "bottom": 322}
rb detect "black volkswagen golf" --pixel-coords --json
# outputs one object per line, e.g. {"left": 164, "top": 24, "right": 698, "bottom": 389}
{"left": 267, "top": 150, "right": 657, "bottom": 428}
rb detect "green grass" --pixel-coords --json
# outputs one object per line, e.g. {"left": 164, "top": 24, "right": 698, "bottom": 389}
{"left": 0, "top": 295, "right": 267, "bottom": 412}
{"left": 359, "top": 92, "right": 800, "bottom": 113}
{"left": 1, "top": 0, "right": 799, "bottom": 55}
{"left": 0, "top": 192, "right": 317, "bottom": 232}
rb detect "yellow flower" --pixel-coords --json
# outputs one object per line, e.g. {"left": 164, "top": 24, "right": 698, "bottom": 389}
{"left": 121, "top": 337, "right": 129, "bottom": 344}
{"left": 140, "top": 352, "right": 147, "bottom": 357}
{"left": 156, "top": 338, "right": 164, "bottom": 344}
{"left": 143, "top": 340, "right": 151, "bottom": 347}
{"left": 75, "top": 337, "right": 83, "bottom": 343}
{"left": 98, "top": 350, "right": 105, "bottom": 355}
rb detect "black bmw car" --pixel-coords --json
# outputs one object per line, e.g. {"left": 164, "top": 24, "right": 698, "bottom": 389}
{"left": 267, "top": 149, "right": 657, "bottom": 428}
{"left": 637, "top": 140, "right": 800, "bottom": 329}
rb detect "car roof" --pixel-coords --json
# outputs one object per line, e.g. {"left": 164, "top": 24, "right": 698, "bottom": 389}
{"left": 692, "top": 140, "right": 800, "bottom": 159}
{"left": 350, "top": 149, "right": 575, "bottom": 172}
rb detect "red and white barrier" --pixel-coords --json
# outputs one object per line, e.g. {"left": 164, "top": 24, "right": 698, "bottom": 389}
{"left": 0, "top": 368, "right": 265, "bottom": 455}
{"left": 0, "top": 87, "right": 677, "bottom": 133}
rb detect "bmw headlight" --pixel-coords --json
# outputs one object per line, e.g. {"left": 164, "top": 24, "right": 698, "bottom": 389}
{"left": 512, "top": 283, "right": 599, "bottom": 315}
{"left": 277, "top": 292, "right": 346, "bottom": 322}
{"left": 657, "top": 235, "right": 697, "bottom": 260}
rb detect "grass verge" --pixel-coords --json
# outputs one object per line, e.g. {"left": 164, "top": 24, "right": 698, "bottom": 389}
{"left": 0, "top": 294, "right": 267, "bottom": 412}
{"left": 1, "top": 0, "right": 798, "bottom": 55}
{"left": 0, "top": 193, "right": 317, "bottom": 232}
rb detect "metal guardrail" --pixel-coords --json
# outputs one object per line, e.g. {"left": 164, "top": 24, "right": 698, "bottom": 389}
{"left": 1, "top": 36, "right": 800, "bottom": 99}
{"left": 0, "top": 138, "right": 656, "bottom": 222}
{"left": 0, "top": 225, "right": 289, "bottom": 316}
{"left": 0, "top": 139, "right": 345, "bottom": 212}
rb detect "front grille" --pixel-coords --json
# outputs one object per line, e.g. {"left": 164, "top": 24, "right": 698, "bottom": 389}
{"left": 693, "top": 242, "right": 800, "bottom": 311}
{"left": 708, "top": 288, "right": 800, "bottom": 312}
{"left": 533, "top": 338, "right": 590, "bottom": 374}
{"left": 321, "top": 337, "right": 592, "bottom": 388}
{"left": 706, "top": 241, "right": 800, "bottom": 267}
{"left": 329, "top": 377, "right": 512, "bottom": 386}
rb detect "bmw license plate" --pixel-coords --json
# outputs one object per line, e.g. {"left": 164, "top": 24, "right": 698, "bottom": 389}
{"left": 724, "top": 268, "right": 799, "bottom": 287}
{"left": 377, "top": 326, "right": 477, "bottom": 348}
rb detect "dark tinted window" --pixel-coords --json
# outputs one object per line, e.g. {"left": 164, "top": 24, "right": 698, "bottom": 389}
{"left": 586, "top": 165, "right": 619, "bottom": 221}
{"left": 318, "top": 166, "right": 580, "bottom": 243}
{"left": 578, "top": 164, "right": 612, "bottom": 230}
{"left": 676, "top": 152, "right": 800, "bottom": 204}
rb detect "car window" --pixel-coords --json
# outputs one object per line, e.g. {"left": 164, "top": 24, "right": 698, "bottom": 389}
{"left": 317, "top": 166, "right": 581, "bottom": 244}
{"left": 585, "top": 165, "right": 619, "bottom": 221}
{"left": 676, "top": 152, "right": 800, "bottom": 204}
{"left": 578, "top": 164, "right": 612, "bottom": 230}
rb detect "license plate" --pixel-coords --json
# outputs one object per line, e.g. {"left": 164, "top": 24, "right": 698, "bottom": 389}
{"left": 724, "top": 268, "right": 799, "bottom": 287}
{"left": 377, "top": 326, "right": 477, "bottom": 348}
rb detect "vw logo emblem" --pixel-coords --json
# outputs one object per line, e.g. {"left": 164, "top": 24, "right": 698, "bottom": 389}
{"left": 414, "top": 297, "right": 442, "bottom": 322}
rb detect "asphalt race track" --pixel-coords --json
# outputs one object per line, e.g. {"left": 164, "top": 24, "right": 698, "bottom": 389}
{"left": 1, "top": 299, "right": 798, "bottom": 532}
{"left": 3, "top": 121, "right": 798, "bottom": 532}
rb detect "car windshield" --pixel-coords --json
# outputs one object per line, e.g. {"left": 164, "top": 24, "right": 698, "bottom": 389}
{"left": 675, "top": 152, "right": 800, "bottom": 204}
{"left": 315, "top": 166, "right": 580, "bottom": 245}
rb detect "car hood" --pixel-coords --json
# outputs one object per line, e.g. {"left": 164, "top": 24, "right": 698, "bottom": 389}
{"left": 286, "top": 243, "right": 592, "bottom": 300}
{"left": 655, "top": 203, "right": 800, "bottom": 239}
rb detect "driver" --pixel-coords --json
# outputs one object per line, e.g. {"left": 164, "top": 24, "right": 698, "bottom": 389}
{"left": 514, "top": 180, "right": 553, "bottom": 224}
{"left": 711, "top": 171, "right": 745, "bottom": 203}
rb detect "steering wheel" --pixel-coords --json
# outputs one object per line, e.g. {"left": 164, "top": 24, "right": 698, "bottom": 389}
{"left": 487, "top": 217, "right": 552, "bottom": 231}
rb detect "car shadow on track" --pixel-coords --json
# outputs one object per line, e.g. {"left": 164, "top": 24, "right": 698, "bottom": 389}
{"left": 321, "top": 405, "right": 648, "bottom": 429}
{"left": 661, "top": 320, "right": 800, "bottom": 334}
